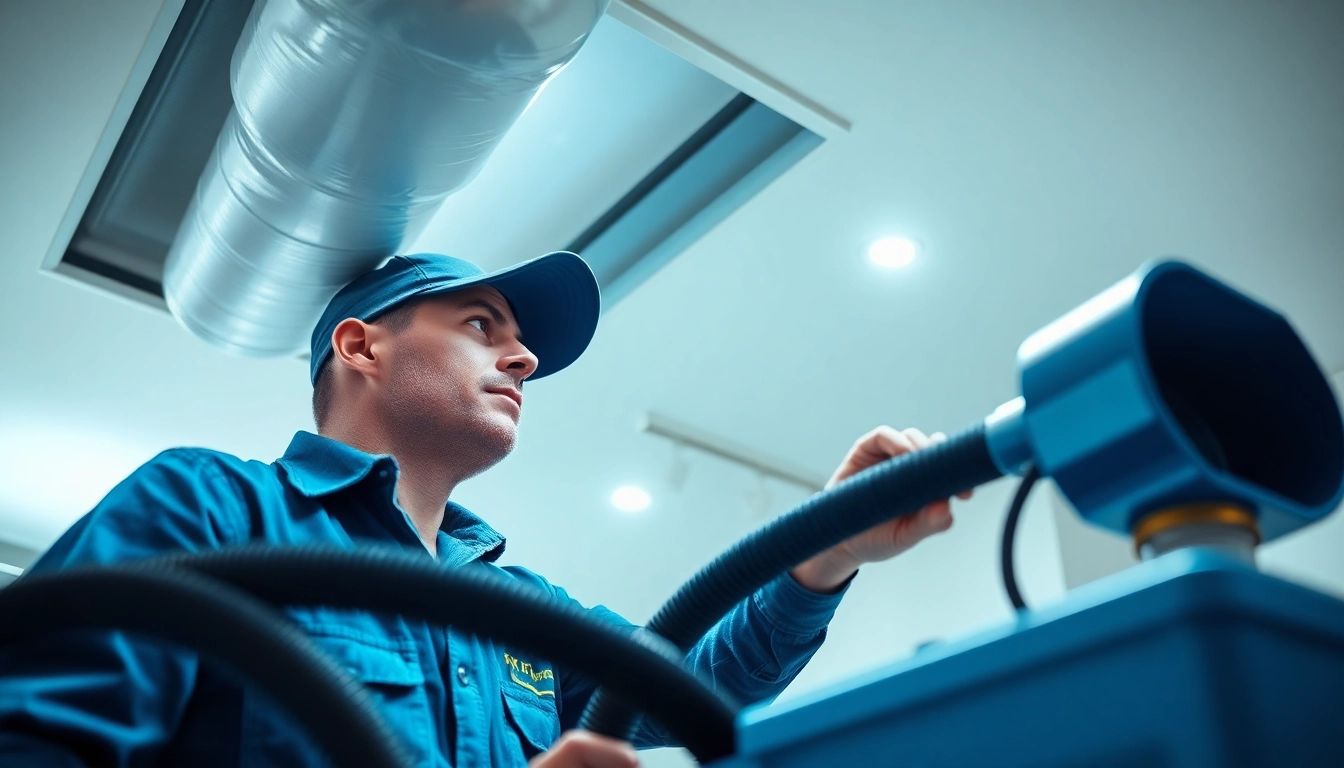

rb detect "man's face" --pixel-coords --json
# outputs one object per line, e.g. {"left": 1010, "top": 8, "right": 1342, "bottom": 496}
{"left": 379, "top": 285, "right": 538, "bottom": 471}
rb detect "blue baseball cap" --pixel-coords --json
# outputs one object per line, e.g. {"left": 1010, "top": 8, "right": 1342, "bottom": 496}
{"left": 309, "top": 252, "right": 600, "bottom": 384}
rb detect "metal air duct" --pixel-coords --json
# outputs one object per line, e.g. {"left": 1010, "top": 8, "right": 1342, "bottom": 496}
{"left": 163, "top": 0, "right": 608, "bottom": 356}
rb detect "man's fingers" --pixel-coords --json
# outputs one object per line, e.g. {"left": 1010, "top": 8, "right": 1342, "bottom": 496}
{"left": 893, "top": 428, "right": 973, "bottom": 499}
{"left": 902, "top": 427, "right": 932, "bottom": 450}
{"left": 873, "top": 425, "right": 918, "bottom": 456}
{"left": 834, "top": 426, "right": 981, "bottom": 497}
{"left": 919, "top": 500, "right": 954, "bottom": 534}
{"left": 529, "top": 731, "right": 639, "bottom": 768}
{"left": 893, "top": 501, "right": 954, "bottom": 550}
{"left": 929, "top": 431, "right": 974, "bottom": 500}
{"left": 850, "top": 425, "right": 917, "bottom": 466}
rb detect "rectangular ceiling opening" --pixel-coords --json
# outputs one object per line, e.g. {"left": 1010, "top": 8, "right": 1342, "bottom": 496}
{"left": 46, "top": 0, "right": 825, "bottom": 315}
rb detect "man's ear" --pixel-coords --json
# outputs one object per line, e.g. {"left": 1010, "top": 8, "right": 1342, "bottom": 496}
{"left": 330, "top": 318, "right": 383, "bottom": 379}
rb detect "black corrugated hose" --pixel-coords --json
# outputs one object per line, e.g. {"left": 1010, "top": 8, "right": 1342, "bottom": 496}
{"left": 0, "top": 567, "right": 411, "bottom": 768}
{"left": 159, "top": 546, "right": 736, "bottom": 760}
{"left": 579, "top": 423, "right": 1003, "bottom": 758}
{"left": 0, "top": 425, "right": 1000, "bottom": 766}
{"left": 0, "top": 547, "right": 738, "bottom": 765}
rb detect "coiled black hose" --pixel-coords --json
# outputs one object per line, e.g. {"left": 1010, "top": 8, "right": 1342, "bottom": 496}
{"left": 154, "top": 546, "right": 737, "bottom": 762}
{"left": 579, "top": 424, "right": 1003, "bottom": 757}
{"left": 0, "top": 567, "right": 411, "bottom": 768}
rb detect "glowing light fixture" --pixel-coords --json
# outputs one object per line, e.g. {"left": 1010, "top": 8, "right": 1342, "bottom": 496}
{"left": 868, "top": 237, "right": 918, "bottom": 269}
{"left": 611, "top": 485, "right": 652, "bottom": 513}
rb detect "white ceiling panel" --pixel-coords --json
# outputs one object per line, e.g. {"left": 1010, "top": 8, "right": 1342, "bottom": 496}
{"left": 410, "top": 14, "right": 738, "bottom": 270}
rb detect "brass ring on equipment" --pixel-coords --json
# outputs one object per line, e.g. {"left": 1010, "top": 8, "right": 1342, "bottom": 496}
{"left": 1131, "top": 503, "right": 1260, "bottom": 556}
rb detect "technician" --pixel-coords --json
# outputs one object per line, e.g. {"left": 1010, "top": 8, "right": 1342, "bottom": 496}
{"left": 0, "top": 251, "right": 966, "bottom": 768}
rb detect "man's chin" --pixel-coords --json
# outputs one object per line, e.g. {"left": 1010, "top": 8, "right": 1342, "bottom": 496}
{"left": 470, "top": 415, "right": 519, "bottom": 461}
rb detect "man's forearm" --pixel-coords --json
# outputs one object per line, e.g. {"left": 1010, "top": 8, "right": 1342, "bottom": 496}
{"left": 790, "top": 550, "right": 860, "bottom": 594}
{"left": 626, "top": 571, "right": 848, "bottom": 749}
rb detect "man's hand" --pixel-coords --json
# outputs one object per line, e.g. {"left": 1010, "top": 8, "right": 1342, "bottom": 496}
{"left": 529, "top": 731, "right": 639, "bottom": 768}
{"left": 789, "top": 427, "right": 973, "bottom": 593}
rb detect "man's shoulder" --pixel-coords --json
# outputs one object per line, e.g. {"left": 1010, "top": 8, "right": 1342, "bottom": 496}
{"left": 109, "top": 446, "right": 281, "bottom": 520}
{"left": 492, "top": 563, "right": 557, "bottom": 594}
{"left": 32, "top": 448, "right": 277, "bottom": 569}
{"left": 484, "top": 565, "right": 635, "bottom": 629}
{"left": 490, "top": 564, "right": 596, "bottom": 607}
{"left": 134, "top": 446, "right": 277, "bottom": 488}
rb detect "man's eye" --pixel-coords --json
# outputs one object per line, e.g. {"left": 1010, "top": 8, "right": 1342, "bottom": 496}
{"left": 467, "top": 318, "right": 488, "bottom": 333}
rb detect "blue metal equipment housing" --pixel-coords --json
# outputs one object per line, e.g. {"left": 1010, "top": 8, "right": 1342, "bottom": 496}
{"left": 717, "top": 550, "right": 1344, "bottom": 768}
{"left": 985, "top": 260, "right": 1344, "bottom": 540}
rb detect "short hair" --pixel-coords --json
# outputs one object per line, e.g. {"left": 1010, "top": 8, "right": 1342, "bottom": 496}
{"left": 311, "top": 300, "right": 421, "bottom": 429}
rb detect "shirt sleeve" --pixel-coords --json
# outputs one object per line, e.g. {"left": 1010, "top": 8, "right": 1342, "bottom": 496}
{"left": 0, "top": 449, "right": 247, "bottom": 767}
{"left": 549, "top": 571, "right": 849, "bottom": 749}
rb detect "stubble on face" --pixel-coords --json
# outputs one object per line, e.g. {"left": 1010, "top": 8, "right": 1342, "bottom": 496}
{"left": 380, "top": 293, "right": 522, "bottom": 477}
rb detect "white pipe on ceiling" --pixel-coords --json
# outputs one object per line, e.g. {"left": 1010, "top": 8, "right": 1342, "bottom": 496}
{"left": 163, "top": 0, "right": 608, "bottom": 356}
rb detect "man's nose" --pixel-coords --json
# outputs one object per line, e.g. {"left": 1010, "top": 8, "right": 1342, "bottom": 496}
{"left": 500, "top": 343, "right": 538, "bottom": 382}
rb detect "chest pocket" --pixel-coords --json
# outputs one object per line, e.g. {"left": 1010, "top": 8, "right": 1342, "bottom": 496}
{"left": 241, "top": 613, "right": 433, "bottom": 768}
{"left": 501, "top": 691, "right": 561, "bottom": 759}
{"left": 498, "top": 650, "right": 561, "bottom": 758}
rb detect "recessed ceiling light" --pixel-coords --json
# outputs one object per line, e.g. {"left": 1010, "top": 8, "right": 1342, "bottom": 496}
{"left": 868, "top": 237, "right": 918, "bottom": 269}
{"left": 611, "top": 485, "right": 652, "bottom": 513}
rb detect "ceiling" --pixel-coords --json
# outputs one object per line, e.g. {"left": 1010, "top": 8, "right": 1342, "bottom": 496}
{"left": 410, "top": 14, "right": 738, "bottom": 271}
{"left": 2, "top": 3, "right": 1342, "bottom": 759}
{"left": 51, "top": 3, "right": 742, "bottom": 308}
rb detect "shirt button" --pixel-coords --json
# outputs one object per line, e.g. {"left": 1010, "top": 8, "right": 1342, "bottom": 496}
{"left": 456, "top": 665, "right": 470, "bottom": 686}
{"left": 377, "top": 469, "right": 389, "bottom": 480}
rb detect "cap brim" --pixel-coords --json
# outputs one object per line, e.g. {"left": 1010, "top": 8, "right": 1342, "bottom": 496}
{"left": 421, "top": 251, "right": 600, "bottom": 380}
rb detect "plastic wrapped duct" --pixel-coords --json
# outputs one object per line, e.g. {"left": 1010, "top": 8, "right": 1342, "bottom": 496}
{"left": 163, "top": 0, "right": 607, "bottom": 356}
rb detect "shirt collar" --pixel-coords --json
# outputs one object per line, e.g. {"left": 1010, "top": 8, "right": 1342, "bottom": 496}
{"left": 276, "top": 431, "right": 506, "bottom": 562}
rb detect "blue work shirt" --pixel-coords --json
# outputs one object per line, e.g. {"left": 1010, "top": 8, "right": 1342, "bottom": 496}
{"left": 0, "top": 431, "right": 846, "bottom": 767}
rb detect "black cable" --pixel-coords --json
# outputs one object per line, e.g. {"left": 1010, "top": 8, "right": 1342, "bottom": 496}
{"left": 152, "top": 546, "right": 736, "bottom": 763}
{"left": 580, "top": 424, "right": 1004, "bottom": 752}
{"left": 0, "top": 566, "right": 410, "bottom": 768}
{"left": 1001, "top": 464, "right": 1042, "bottom": 612}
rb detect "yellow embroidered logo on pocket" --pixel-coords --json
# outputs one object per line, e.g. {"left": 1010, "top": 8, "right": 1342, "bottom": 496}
{"left": 503, "top": 653, "right": 554, "bottom": 697}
